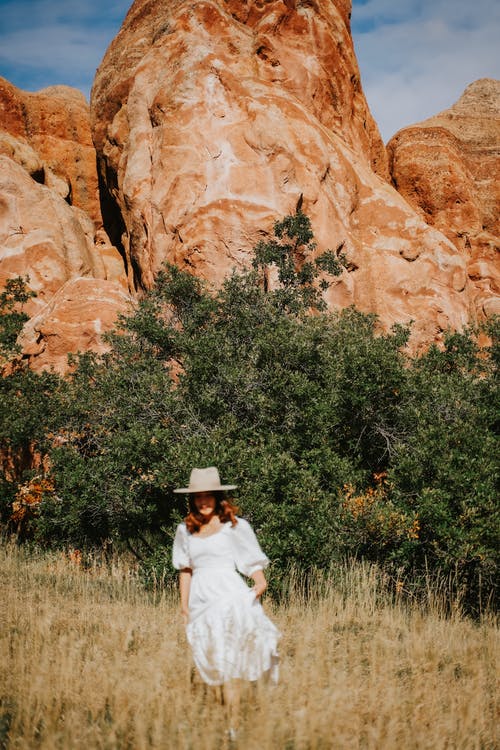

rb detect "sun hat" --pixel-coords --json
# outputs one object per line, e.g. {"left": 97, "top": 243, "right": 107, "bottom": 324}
{"left": 173, "top": 466, "right": 237, "bottom": 494}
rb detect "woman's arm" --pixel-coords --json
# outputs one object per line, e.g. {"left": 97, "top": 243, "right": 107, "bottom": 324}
{"left": 250, "top": 568, "right": 267, "bottom": 598}
{"left": 179, "top": 568, "right": 192, "bottom": 622}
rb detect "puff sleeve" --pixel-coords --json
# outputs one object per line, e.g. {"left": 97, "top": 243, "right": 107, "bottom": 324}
{"left": 172, "top": 523, "right": 192, "bottom": 570}
{"left": 230, "top": 518, "right": 269, "bottom": 577}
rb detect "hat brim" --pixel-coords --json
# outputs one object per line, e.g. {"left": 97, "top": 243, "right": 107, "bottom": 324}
{"left": 173, "top": 484, "right": 237, "bottom": 494}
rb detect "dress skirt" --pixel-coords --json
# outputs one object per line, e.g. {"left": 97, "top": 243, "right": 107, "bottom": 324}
{"left": 187, "top": 566, "right": 280, "bottom": 685}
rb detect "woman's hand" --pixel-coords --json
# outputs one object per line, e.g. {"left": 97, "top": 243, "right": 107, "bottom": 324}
{"left": 181, "top": 607, "right": 189, "bottom": 624}
{"left": 251, "top": 569, "right": 268, "bottom": 598}
{"left": 252, "top": 581, "right": 267, "bottom": 598}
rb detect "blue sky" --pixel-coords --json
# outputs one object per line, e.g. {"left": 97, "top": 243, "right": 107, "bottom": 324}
{"left": 0, "top": 0, "right": 498, "bottom": 141}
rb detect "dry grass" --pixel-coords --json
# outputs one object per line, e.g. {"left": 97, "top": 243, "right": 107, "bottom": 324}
{"left": 0, "top": 542, "right": 498, "bottom": 750}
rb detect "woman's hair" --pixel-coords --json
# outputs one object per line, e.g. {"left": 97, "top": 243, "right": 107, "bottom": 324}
{"left": 185, "top": 492, "right": 239, "bottom": 534}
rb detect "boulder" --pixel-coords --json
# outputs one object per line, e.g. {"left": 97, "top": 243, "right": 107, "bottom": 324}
{"left": 18, "top": 277, "right": 131, "bottom": 374}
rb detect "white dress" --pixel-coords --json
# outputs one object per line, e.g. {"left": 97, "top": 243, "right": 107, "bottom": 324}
{"left": 172, "top": 517, "right": 280, "bottom": 686}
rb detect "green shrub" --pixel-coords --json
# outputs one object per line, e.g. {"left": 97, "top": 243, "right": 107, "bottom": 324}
{"left": 0, "top": 217, "right": 497, "bottom": 611}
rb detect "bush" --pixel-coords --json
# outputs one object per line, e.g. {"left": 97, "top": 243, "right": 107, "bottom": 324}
{"left": 0, "top": 217, "right": 497, "bottom": 612}
{"left": 0, "top": 276, "right": 35, "bottom": 363}
{"left": 0, "top": 278, "right": 66, "bottom": 537}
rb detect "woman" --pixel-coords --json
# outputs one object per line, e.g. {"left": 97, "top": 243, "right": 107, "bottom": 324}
{"left": 172, "top": 467, "right": 280, "bottom": 703}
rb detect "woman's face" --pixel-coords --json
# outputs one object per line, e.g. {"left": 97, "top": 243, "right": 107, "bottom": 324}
{"left": 193, "top": 492, "right": 216, "bottom": 517}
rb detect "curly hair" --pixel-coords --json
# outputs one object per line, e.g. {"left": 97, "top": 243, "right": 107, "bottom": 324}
{"left": 185, "top": 492, "right": 239, "bottom": 534}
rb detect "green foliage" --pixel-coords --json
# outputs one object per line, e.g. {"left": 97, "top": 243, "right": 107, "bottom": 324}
{"left": 252, "top": 210, "right": 347, "bottom": 312}
{"left": 0, "top": 276, "right": 67, "bottom": 534}
{"left": 387, "top": 324, "right": 500, "bottom": 603}
{"left": 0, "top": 363, "right": 66, "bottom": 536}
{"left": 0, "top": 276, "right": 36, "bottom": 362}
{"left": 0, "top": 215, "right": 497, "bottom": 612}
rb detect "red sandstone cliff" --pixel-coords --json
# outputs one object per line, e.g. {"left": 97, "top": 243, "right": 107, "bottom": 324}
{"left": 0, "top": 78, "right": 130, "bottom": 372}
{"left": 90, "top": 0, "right": 474, "bottom": 347}
{"left": 0, "top": 1, "right": 498, "bottom": 372}
{"left": 0, "top": 78, "right": 103, "bottom": 224}
{"left": 387, "top": 79, "right": 500, "bottom": 321}
{"left": 91, "top": 0, "right": 390, "bottom": 294}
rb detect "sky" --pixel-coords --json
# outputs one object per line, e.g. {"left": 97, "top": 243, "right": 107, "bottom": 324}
{"left": 0, "top": 0, "right": 498, "bottom": 142}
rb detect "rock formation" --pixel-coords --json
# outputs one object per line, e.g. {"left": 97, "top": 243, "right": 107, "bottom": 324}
{"left": 90, "top": 0, "right": 474, "bottom": 347}
{"left": 18, "top": 277, "right": 132, "bottom": 374}
{"left": 1, "top": 1, "right": 498, "bottom": 371}
{"left": 91, "top": 0, "right": 390, "bottom": 294}
{"left": 0, "top": 78, "right": 130, "bottom": 372}
{"left": 387, "top": 79, "right": 500, "bottom": 320}
{"left": 0, "top": 77, "right": 102, "bottom": 224}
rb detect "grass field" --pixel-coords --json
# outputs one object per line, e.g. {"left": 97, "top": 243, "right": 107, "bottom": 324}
{"left": 0, "top": 541, "right": 498, "bottom": 749}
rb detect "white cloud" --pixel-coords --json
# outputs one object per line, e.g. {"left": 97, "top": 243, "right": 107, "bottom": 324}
{"left": 352, "top": 0, "right": 500, "bottom": 140}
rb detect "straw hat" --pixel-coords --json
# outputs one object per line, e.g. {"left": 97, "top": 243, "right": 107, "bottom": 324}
{"left": 173, "top": 466, "right": 237, "bottom": 494}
